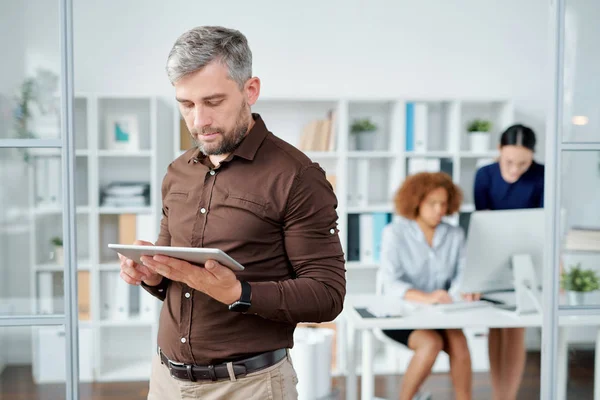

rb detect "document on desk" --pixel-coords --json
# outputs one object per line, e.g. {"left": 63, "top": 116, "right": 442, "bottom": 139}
{"left": 365, "top": 303, "right": 404, "bottom": 318}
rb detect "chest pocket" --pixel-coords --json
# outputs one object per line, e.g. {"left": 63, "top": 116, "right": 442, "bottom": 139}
{"left": 166, "top": 191, "right": 194, "bottom": 234}
{"left": 225, "top": 191, "right": 269, "bottom": 219}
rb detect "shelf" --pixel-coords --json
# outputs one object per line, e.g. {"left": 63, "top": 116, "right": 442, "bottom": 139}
{"left": 98, "top": 317, "right": 156, "bottom": 327}
{"left": 459, "top": 151, "right": 498, "bottom": 159}
{"left": 35, "top": 259, "right": 92, "bottom": 271}
{"left": 99, "top": 263, "right": 120, "bottom": 271}
{"left": 347, "top": 151, "right": 395, "bottom": 159}
{"left": 27, "top": 148, "right": 90, "bottom": 157}
{"left": 98, "top": 358, "right": 152, "bottom": 382}
{"left": 346, "top": 262, "right": 380, "bottom": 270}
{"left": 98, "top": 150, "right": 152, "bottom": 157}
{"left": 98, "top": 206, "right": 153, "bottom": 215}
{"left": 460, "top": 203, "right": 475, "bottom": 213}
{"left": 34, "top": 205, "right": 90, "bottom": 215}
{"left": 405, "top": 151, "right": 453, "bottom": 158}
{"left": 347, "top": 204, "right": 394, "bottom": 214}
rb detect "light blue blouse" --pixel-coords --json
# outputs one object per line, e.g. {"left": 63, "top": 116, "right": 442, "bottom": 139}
{"left": 379, "top": 217, "right": 466, "bottom": 300}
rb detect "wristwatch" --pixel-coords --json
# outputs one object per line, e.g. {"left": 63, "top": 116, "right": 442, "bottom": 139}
{"left": 228, "top": 281, "right": 252, "bottom": 312}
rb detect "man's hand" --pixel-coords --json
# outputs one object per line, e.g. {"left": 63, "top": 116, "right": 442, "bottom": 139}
{"left": 427, "top": 289, "right": 453, "bottom": 304}
{"left": 118, "top": 240, "right": 163, "bottom": 286}
{"left": 141, "top": 255, "right": 242, "bottom": 305}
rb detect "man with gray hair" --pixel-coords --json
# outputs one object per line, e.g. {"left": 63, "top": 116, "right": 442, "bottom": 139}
{"left": 117, "top": 25, "right": 346, "bottom": 399}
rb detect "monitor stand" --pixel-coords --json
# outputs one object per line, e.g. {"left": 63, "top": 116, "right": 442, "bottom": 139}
{"left": 512, "top": 254, "right": 543, "bottom": 315}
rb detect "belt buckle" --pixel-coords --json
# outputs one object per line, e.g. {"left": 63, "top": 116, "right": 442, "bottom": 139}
{"left": 168, "top": 359, "right": 185, "bottom": 367}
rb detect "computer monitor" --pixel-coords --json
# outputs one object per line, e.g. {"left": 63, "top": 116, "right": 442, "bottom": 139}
{"left": 459, "top": 208, "right": 545, "bottom": 295}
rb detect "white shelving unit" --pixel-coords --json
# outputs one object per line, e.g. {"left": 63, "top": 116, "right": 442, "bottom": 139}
{"left": 173, "top": 97, "right": 514, "bottom": 376}
{"left": 29, "top": 94, "right": 174, "bottom": 383}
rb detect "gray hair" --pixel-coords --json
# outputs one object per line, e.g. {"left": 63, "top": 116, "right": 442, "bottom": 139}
{"left": 166, "top": 26, "right": 252, "bottom": 88}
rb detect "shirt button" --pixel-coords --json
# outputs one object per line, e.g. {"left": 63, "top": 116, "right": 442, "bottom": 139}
{"left": 329, "top": 228, "right": 335, "bottom": 234}
{"left": 200, "top": 208, "right": 206, "bottom": 214}
{"left": 181, "top": 338, "right": 186, "bottom": 343}
{"left": 209, "top": 170, "right": 216, "bottom": 176}
{"left": 185, "top": 292, "right": 191, "bottom": 298}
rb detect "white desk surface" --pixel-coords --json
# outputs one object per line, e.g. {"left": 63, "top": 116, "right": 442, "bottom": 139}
{"left": 343, "top": 294, "right": 600, "bottom": 330}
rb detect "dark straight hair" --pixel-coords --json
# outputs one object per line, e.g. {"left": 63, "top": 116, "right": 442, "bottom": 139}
{"left": 499, "top": 124, "right": 536, "bottom": 151}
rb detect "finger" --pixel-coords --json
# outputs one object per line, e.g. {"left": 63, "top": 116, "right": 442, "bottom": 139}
{"left": 120, "top": 270, "right": 141, "bottom": 286}
{"left": 122, "top": 259, "right": 147, "bottom": 281}
{"left": 152, "top": 255, "right": 192, "bottom": 272}
{"left": 142, "top": 257, "right": 185, "bottom": 282}
{"left": 134, "top": 239, "right": 154, "bottom": 246}
{"left": 204, "top": 260, "right": 235, "bottom": 280}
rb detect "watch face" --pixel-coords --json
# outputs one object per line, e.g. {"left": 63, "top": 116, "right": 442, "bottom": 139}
{"left": 230, "top": 301, "right": 251, "bottom": 312}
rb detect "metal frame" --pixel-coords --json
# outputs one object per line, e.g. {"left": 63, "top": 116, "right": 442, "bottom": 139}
{"left": 543, "top": 0, "right": 600, "bottom": 398}
{"left": 541, "top": 0, "right": 563, "bottom": 398}
{"left": 0, "top": 0, "right": 78, "bottom": 398}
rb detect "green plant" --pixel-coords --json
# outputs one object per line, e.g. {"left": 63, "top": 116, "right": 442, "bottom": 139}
{"left": 13, "top": 69, "right": 59, "bottom": 163}
{"left": 350, "top": 118, "right": 377, "bottom": 134}
{"left": 560, "top": 264, "right": 600, "bottom": 292}
{"left": 467, "top": 119, "right": 492, "bottom": 133}
{"left": 50, "top": 236, "right": 63, "bottom": 247}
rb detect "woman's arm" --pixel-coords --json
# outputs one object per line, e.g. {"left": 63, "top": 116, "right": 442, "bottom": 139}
{"left": 380, "top": 226, "right": 445, "bottom": 303}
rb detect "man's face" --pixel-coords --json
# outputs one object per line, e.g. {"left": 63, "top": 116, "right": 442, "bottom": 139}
{"left": 175, "top": 61, "right": 259, "bottom": 156}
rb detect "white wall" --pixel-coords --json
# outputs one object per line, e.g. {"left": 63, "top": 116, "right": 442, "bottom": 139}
{"left": 73, "top": 0, "right": 549, "bottom": 156}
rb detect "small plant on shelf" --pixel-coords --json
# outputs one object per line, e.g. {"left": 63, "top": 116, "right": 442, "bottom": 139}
{"left": 350, "top": 118, "right": 377, "bottom": 134}
{"left": 466, "top": 118, "right": 492, "bottom": 152}
{"left": 50, "top": 236, "right": 64, "bottom": 265}
{"left": 560, "top": 263, "right": 600, "bottom": 306}
{"left": 466, "top": 119, "right": 492, "bottom": 133}
{"left": 560, "top": 264, "right": 599, "bottom": 292}
{"left": 50, "top": 236, "right": 63, "bottom": 247}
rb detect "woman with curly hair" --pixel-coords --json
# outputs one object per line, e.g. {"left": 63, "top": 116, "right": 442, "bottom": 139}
{"left": 379, "top": 171, "right": 472, "bottom": 400}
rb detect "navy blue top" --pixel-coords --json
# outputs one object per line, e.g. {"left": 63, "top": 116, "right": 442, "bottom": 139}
{"left": 474, "top": 161, "right": 545, "bottom": 210}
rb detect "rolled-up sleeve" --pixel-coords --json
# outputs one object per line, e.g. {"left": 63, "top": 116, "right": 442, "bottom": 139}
{"left": 248, "top": 164, "right": 346, "bottom": 324}
{"left": 380, "top": 225, "right": 413, "bottom": 299}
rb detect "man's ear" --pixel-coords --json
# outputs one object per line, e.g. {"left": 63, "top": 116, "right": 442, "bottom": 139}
{"left": 244, "top": 77, "right": 261, "bottom": 106}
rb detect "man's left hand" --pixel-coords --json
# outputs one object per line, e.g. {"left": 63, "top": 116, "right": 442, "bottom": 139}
{"left": 141, "top": 255, "right": 242, "bottom": 305}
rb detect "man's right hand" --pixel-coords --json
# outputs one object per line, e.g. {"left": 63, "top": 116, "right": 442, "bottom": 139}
{"left": 427, "top": 289, "right": 453, "bottom": 304}
{"left": 118, "top": 240, "right": 163, "bottom": 286}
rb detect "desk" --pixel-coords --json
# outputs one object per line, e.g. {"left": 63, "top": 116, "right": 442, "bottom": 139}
{"left": 342, "top": 295, "right": 600, "bottom": 400}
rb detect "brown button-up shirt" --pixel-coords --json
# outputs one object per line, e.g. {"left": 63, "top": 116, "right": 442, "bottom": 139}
{"left": 142, "top": 114, "right": 346, "bottom": 365}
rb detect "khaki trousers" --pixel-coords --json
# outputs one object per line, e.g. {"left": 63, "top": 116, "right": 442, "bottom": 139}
{"left": 147, "top": 350, "right": 299, "bottom": 400}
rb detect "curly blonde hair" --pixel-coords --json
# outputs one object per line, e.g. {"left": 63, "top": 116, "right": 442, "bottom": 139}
{"left": 394, "top": 172, "right": 463, "bottom": 219}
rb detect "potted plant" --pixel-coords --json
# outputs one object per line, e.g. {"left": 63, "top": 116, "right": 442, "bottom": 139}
{"left": 349, "top": 118, "right": 377, "bottom": 151}
{"left": 51, "top": 236, "right": 64, "bottom": 265}
{"left": 467, "top": 119, "right": 492, "bottom": 152}
{"left": 560, "top": 263, "right": 600, "bottom": 305}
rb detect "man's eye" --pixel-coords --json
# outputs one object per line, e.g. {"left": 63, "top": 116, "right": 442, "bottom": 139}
{"left": 207, "top": 100, "right": 223, "bottom": 107}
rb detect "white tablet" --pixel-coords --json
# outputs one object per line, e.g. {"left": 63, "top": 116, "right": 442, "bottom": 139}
{"left": 108, "top": 244, "right": 245, "bottom": 271}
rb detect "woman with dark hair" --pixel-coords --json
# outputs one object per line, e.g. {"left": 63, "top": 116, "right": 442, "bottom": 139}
{"left": 473, "top": 124, "right": 544, "bottom": 400}
{"left": 380, "top": 172, "right": 472, "bottom": 400}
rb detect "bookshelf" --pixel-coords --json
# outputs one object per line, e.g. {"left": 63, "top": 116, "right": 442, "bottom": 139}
{"left": 173, "top": 96, "right": 514, "bottom": 375}
{"left": 28, "top": 94, "right": 173, "bottom": 383}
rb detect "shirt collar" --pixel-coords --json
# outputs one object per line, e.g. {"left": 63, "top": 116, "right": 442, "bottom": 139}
{"left": 187, "top": 114, "right": 269, "bottom": 164}
{"left": 407, "top": 218, "right": 448, "bottom": 249}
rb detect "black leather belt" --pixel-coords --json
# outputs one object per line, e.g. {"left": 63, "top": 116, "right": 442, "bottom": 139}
{"left": 159, "top": 348, "right": 287, "bottom": 382}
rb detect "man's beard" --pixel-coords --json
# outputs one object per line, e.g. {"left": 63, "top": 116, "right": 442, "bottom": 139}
{"left": 192, "top": 101, "right": 250, "bottom": 156}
